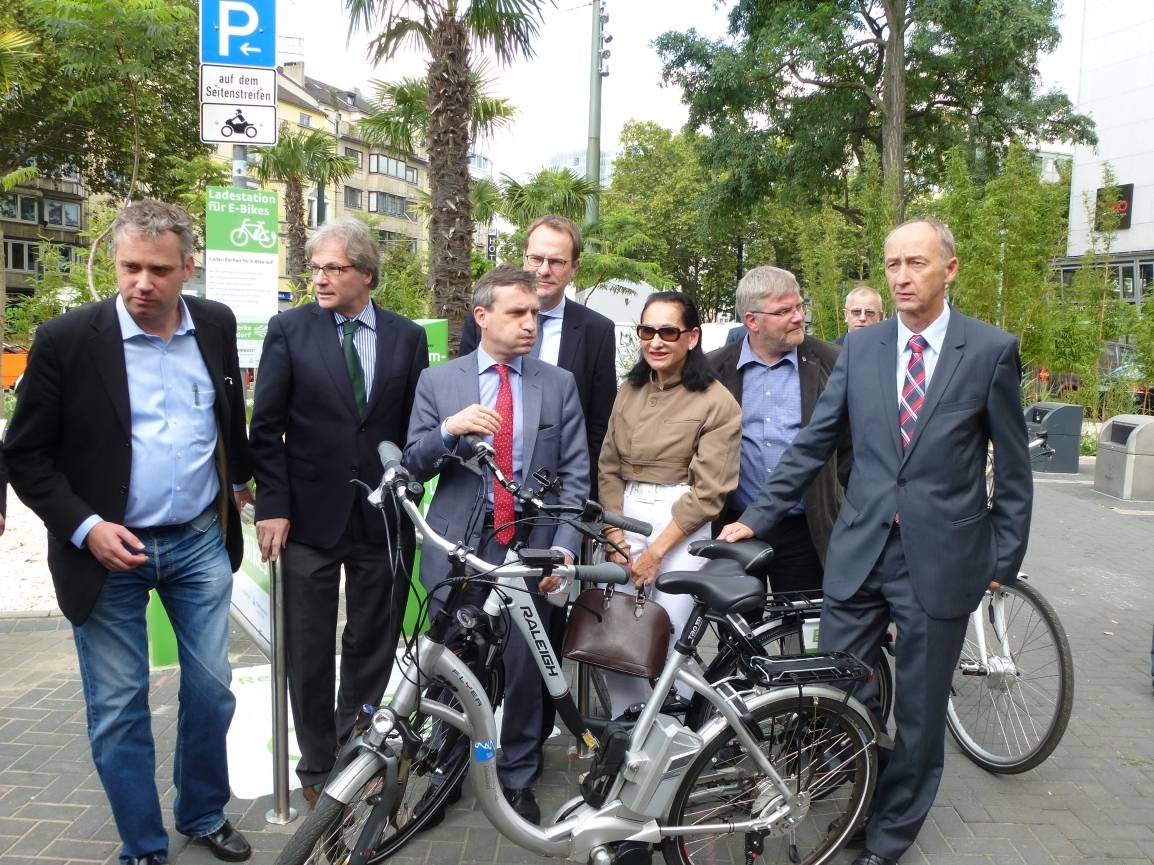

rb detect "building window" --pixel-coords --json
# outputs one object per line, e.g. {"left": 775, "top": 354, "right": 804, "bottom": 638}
{"left": 345, "top": 186, "right": 363, "bottom": 209}
{"left": 368, "top": 191, "right": 408, "bottom": 217}
{"left": 299, "top": 113, "right": 312, "bottom": 128}
{"left": 4, "top": 238, "right": 40, "bottom": 272}
{"left": 378, "top": 230, "right": 419, "bottom": 254}
{"left": 369, "top": 154, "right": 415, "bottom": 181}
{"left": 45, "top": 200, "right": 81, "bottom": 230}
{"left": 345, "top": 147, "right": 363, "bottom": 168}
{"left": 0, "top": 193, "right": 38, "bottom": 224}
{"left": 405, "top": 166, "right": 418, "bottom": 184}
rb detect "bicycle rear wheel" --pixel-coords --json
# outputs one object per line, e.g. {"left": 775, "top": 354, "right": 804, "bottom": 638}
{"left": 946, "top": 579, "right": 1073, "bottom": 773}
{"left": 662, "top": 690, "right": 877, "bottom": 865}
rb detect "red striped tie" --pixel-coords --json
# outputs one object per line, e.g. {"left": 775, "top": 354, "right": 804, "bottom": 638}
{"left": 899, "top": 335, "right": 928, "bottom": 449}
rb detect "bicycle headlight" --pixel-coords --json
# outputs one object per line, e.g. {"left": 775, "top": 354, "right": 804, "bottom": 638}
{"left": 370, "top": 707, "right": 398, "bottom": 738}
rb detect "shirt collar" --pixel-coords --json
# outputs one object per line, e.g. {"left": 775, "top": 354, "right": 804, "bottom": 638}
{"left": 115, "top": 293, "right": 195, "bottom": 341}
{"left": 476, "top": 345, "right": 523, "bottom": 376}
{"left": 540, "top": 296, "right": 566, "bottom": 321}
{"left": 736, "top": 333, "right": 798, "bottom": 371}
{"left": 897, "top": 303, "right": 950, "bottom": 355}
{"left": 333, "top": 301, "right": 377, "bottom": 331}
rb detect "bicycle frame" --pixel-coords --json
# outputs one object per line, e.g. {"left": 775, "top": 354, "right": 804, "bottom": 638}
{"left": 956, "top": 580, "right": 1022, "bottom": 680}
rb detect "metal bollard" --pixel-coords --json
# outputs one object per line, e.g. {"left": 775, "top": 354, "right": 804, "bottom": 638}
{"left": 265, "top": 558, "right": 298, "bottom": 824}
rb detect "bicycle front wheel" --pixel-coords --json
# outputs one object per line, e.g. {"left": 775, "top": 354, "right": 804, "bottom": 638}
{"left": 946, "top": 579, "right": 1074, "bottom": 773}
{"left": 662, "top": 690, "right": 877, "bottom": 865}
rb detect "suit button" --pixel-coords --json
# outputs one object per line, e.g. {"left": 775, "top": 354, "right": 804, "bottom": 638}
{"left": 359, "top": 425, "right": 367, "bottom": 432}
{"left": 897, "top": 478, "right": 907, "bottom": 487}
{"left": 350, "top": 466, "right": 359, "bottom": 476}
{"left": 119, "top": 485, "right": 128, "bottom": 495}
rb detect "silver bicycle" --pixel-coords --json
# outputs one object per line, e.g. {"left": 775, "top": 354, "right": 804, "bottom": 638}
{"left": 274, "top": 442, "right": 880, "bottom": 865}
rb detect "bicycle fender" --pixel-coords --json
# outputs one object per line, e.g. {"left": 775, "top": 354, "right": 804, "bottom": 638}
{"left": 325, "top": 750, "right": 389, "bottom": 804}
{"left": 693, "top": 684, "right": 879, "bottom": 746}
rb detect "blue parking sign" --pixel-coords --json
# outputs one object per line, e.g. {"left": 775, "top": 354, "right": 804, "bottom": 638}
{"left": 201, "top": 0, "right": 276, "bottom": 68}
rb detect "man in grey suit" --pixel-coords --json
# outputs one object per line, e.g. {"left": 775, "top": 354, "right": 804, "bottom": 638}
{"left": 404, "top": 265, "right": 589, "bottom": 825}
{"left": 707, "top": 266, "right": 850, "bottom": 595}
{"left": 721, "top": 218, "right": 1033, "bottom": 865}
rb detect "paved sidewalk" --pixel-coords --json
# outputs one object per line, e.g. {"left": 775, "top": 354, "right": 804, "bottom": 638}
{"left": 2, "top": 460, "right": 1153, "bottom": 864}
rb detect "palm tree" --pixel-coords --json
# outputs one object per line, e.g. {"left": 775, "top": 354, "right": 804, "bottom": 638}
{"left": 251, "top": 125, "right": 358, "bottom": 296}
{"left": 499, "top": 167, "right": 600, "bottom": 226}
{"left": 345, "top": 0, "right": 548, "bottom": 348}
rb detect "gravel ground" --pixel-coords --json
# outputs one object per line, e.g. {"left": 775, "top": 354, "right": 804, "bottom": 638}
{"left": 1, "top": 486, "right": 60, "bottom": 614}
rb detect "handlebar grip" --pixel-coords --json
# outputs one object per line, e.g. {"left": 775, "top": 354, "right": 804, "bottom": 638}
{"left": 377, "top": 441, "right": 404, "bottom": 471}
{"left": 601, "top": 511, "right": 653, "bottom": 537}
{"left": 573, "top": 562, "right": 631, "bottom": 585}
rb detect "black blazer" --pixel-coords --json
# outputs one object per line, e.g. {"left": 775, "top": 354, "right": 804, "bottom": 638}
{"left": 3, "top": 297, "right": 251, "bottom": 625}
{"left": 707, "top": 334, "right": 851, "bottom": 562}
{"left": 249, "top": 302, "right": 428, "bottom": 548}
{"left": 460, "top": 299, "right": 616, "bottom": 493}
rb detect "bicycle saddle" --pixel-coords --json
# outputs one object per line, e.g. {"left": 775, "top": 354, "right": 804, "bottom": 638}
{"left": 655, "top": 571, "right": 765, "bottom": 615}
{"left": 687, "top": 538, "right": 774, "bottom": 580}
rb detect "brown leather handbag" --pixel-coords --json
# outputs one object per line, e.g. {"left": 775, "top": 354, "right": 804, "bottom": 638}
{"left": 562, "top": 584, "right": 673, "bottom": 679}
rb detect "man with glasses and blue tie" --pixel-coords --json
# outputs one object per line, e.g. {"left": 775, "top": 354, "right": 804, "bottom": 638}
{"left": 721, "top": 218, "right": 1033, "bottom": 865}
{"left": 708, "top": 265, "right": 850, "bottom": 597}
{"left": 837, "top": 284, "right": 885, "bottom": 345}
{"left": 248, "top": 218, "right": 428, "bottom": 809}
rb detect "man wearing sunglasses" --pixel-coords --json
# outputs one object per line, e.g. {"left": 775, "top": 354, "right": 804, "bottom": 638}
{"left": 837, "top": 284, "right": 885, "bottom": 345}
{"left": 708, "top": 266, "right": 850, "bottom": 597}
{"left": 249, "top": 218, "right": 429, "bottom": 809}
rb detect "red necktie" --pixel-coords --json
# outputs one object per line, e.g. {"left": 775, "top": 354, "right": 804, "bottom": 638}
{"left": 493, "top": 364, "right": 515, "bottom": 544}
{"left": 899, "top": 335, "right": 928, "bottom": 449}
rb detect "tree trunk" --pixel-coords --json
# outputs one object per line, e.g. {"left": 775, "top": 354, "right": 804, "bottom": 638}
{"left": 880, "top": 0, "right": 907, "bottom": 224}
{"left": 284, "top": 179, "right": 307, "bottom": 298}
{"left": 427, "top": 15, "right": 475, "bottom": 353}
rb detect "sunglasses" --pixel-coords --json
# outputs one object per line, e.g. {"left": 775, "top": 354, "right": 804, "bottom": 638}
{"left": 637, "top": 324, "right": 692, "bottom": 342}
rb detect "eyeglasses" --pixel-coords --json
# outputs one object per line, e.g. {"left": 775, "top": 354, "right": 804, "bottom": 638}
{"left": 637, "top": 324, "right": 692, "bottom": 342}
{"left": 749, "top": 300, "right": 811, "bottom": 319}
{"left": 524, "top": 253, "right": 571, "bottom": 270}
{"left": 847, "top": 307, "right": 880, "bottom": 319}
{"left": 309, "top": 263, "right": 357, "bottom": 279}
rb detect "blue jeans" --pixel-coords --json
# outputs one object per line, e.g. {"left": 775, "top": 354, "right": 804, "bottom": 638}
{"left": 73, "top": 515, "right": 236, "bottom": 864}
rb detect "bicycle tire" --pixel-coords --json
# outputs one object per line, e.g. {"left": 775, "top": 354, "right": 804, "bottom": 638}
{"left": 688, "top": 620, "right": 894, "bottom": 733}
{"left": 946, "top": 579, "right": 1074, "bottom": 774}
{"left": 274, "top": 766, "right": 390, "bottom": 865}
{"left": 662, "top": 690, "right": 877, "bottom": 865}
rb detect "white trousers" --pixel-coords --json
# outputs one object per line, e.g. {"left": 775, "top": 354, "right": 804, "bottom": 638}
{"left": 602, "top": 481, "right": 711, "bottom": 717}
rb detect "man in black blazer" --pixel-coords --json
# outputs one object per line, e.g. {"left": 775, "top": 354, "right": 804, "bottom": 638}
{"left": 722, "top": 218, "right": 1033, "bottom": 865}
{"left": 4, "top": 200, "right": 253, "bottom": 864}
{"left": 249, "top": 218, "right": 428, "bottom": 806}
{"left": 459, "top": 215, "right": 616, "bottom": 494}
{"left": 707, "top": 266, "right": 849, "bottom": 595}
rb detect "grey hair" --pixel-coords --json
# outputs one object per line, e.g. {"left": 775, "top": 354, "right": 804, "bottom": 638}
{"left": 472, "top": 264, "right": 537, "bottom": 309}
{"left": 885, "top": 216, "right": 957, "bottom": 261}
{"left": 844, "top": 284, "right": 883, "bottom": 309}
{"left": 305, "top": 218, "right": 381, "bottom": 290}
{"left": 735, "top": 266, "right": 801, "bottom": 318}
{"left": 110, "top": 199, "right": 196, "bottom": 260}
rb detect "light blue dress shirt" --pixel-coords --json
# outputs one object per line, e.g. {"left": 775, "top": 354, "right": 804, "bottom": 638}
{"left": 733, "top": 337, "right": 804, "bottom": 515}
{"left": 71, "top": 296, "right": 219, "bottom": 548}
{"left": 895, "top": 303, "right": 951, "bottom": 400}
{"left": 537, "top": 297, "right": 565, "bottom": 366}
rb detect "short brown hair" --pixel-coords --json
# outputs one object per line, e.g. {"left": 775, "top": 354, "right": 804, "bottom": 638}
{"left": 524, "top": 215, "right": 583, "bottom": 260}
{"left": 472, "top": 265, "right": 537, "bottom": 309}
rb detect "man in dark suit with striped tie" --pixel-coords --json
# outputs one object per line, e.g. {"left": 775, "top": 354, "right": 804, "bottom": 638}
{"left": 249, "top": 218, "right": 428, "bottom": 807}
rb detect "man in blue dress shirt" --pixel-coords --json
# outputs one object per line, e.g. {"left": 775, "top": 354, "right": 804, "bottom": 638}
{"left": 3, "top": 200, "right": 253, "bottom": 864}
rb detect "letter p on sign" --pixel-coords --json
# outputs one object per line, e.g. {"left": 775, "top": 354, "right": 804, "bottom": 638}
{"left": 219, "top": 1, "right": 258, "bottom": 56}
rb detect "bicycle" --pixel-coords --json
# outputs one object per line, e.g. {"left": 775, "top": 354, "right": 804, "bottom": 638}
{"left": 274, "top": 441, "right": 880, "bottom": 865}
{"left": 229, "top": 218, "right": 277, "bottom": 249}
{"left": 691, "top": 430, "right": 1073, "bottom": 775}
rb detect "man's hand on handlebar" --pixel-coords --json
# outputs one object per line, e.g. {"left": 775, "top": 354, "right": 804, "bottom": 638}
{"left": 717, "top": 521, "right": 755, "bottom": 543}
{"left": 446, "top": 404, "right": 504, "bottom": 439}
{"left": 256, "top": 517, "right": 291, "bottom": 562}
{"left": 538, "top": 552, "right": 574, "bottom": 593}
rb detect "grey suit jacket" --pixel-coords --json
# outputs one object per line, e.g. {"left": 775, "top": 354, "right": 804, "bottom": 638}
{"left": 707, "top": 335, "right": 851, "bottom": 562}
{"left": 740, "top": 309, "right": 1033, "bottom": 619}
{"left": 403, "top": 352, "right": 589, "bottom": 593}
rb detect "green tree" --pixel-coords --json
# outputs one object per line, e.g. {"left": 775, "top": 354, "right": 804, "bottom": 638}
{"left": 375, "top": 244, "right": 432, "bottom": 319}
{"left": 499, "top": 168, "right": 599, "bottom": 226}
{"left": 346, "top": 0, "right": 549, "bottom": 349}
{"left": 656, "top": 0, "right": 1094, "bottom": 222}
{"left": 251, "top": 126, "right": 358, "bottom": 296}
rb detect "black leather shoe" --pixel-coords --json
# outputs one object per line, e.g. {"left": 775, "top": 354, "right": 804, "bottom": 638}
{"left": 503, "top": 786, "right": 541, "bottom": 824}
{"left": 851, "top": 851, "right": 898, "bottom": 865}
{"left": 193, "top": 820, "right": 251, "bottom": 862}
{"left": 417, "top": 776, "right": 464, "bottom": 830}
{"left": 124, "top": 856, "right": 166, "bottom": 865}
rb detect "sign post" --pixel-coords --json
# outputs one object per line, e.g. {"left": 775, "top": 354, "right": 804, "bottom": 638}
{"left": 199, "top": 0, "right": 278, "bottom": 146}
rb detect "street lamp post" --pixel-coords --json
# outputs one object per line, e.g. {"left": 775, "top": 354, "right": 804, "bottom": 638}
{"left": 585, "top": 2, "right": 609, "bottom": 230}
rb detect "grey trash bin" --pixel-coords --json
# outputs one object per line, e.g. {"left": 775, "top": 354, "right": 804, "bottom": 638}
{"left": 1093, "top": 414, "right": 1154, "bottom": 501}
{"left": 1023, "top": 402, "right": 1083, "bottom": 473}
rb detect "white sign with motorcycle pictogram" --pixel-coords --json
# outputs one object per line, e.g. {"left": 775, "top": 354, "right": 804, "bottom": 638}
{"left": 200, "top": 103, "right": 277, "bottom": 145}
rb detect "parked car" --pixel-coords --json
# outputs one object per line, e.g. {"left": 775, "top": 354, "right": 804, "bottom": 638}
{"left": 1103, "top": 361, "right": 1152, "bottom": 413}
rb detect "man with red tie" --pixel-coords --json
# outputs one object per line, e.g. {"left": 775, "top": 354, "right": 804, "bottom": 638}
{"left": 404, "top": 265, "right": 589, "bottom": 825}
{"left": 721, "top": 218, "right": 1033, "bottom": 865}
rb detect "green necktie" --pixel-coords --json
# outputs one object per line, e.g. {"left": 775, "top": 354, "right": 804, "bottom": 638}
{"left": 342, "top": 319, "right": 367, "bottom": 416}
